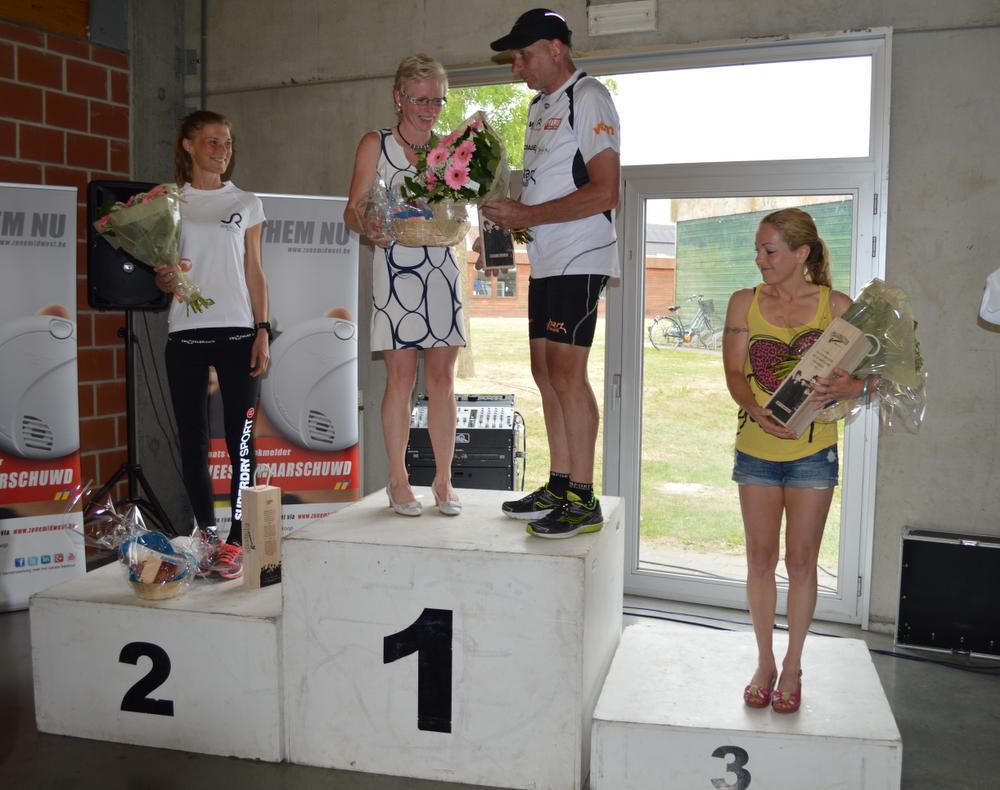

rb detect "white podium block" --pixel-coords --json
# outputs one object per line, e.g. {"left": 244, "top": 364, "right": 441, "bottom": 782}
{"left": 30, "top": 562, "right": 283, "bottom": 761}
{"left": 591, "top": 622, "right": 902, "bottom": 790}
{"left": 282, "top": 488, "right": 624, "bottom": 789}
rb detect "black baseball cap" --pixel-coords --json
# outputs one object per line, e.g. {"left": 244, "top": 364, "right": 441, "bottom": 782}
{"left": 490, "top": 8, "right": 572, "bottom": 51}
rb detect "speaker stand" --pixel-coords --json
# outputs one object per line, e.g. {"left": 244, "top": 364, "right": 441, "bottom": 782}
{"left": 88, "top": 309, "right": 175, "bottom": 536}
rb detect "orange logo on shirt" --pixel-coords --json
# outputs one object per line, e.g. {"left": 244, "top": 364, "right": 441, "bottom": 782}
{"left": 593, "top": 122, "right": 616, "bottom": 136}
{"left": 547, "top": 320, "right": 567, "bottom": 334}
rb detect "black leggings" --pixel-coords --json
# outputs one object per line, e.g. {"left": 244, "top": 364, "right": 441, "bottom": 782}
{"left": 165, "top": 328, "right": 259, "bottom": 545}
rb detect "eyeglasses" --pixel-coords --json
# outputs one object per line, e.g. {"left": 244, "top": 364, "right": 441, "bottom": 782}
{"left": 400, "top": 89, "right": 447, "bottom": 107}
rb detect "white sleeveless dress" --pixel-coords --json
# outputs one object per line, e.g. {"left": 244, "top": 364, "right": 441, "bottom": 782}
{"left": 371, "top": 128, "right": 467, "bottom": 351}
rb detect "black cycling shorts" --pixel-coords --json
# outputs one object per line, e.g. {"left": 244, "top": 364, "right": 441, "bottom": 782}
{"left": 528, "top": 274, "right": 608, "bottom": 347}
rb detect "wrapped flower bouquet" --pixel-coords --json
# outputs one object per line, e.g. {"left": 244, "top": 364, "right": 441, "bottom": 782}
{"left": 93, "top": 183, "right": 214, "bottom": 313}
{"left": 358, "top": 112, "right": 530, "bottom": 248}
{"left": 771, "top": 278, "right": 927, "bottom": 433}
{"left": 813, "top": 278, "right": 926, "bottom": 432}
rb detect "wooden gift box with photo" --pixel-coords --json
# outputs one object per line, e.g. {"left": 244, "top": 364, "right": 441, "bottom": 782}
{"left": 766, "top": 316, "right": 872, "bottom": 437}
{"left": 896, "top": 529, "right": 1000, "bottom": 659}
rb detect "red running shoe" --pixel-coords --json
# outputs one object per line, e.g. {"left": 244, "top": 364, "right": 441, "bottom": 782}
{"left": 211, "top": 543, "right": 243, "bottom": 580}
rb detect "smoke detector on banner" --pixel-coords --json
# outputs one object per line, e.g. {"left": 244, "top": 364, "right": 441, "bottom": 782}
{"left": 0, "top": 314, "right": 79, "bottom": 459}
{"left": 261, "top": 317, "right": 359, "bottom": 451}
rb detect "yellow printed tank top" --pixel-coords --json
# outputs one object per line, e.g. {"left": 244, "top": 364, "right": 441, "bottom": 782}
{"left": 736, "top": 285, "right": 838, "bottom": 461}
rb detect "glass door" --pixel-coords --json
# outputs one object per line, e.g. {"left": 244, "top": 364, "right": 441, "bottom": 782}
{"left": 604, "top": 161, "right": 881, "bottom": 623}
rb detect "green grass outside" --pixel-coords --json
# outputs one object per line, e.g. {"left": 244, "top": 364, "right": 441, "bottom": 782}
{"left": 458, "top": 317, "right": 841, "bottom": 567}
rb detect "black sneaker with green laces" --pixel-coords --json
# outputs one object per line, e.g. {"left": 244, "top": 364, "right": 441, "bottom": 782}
{"left": 501, "top": 485, "right": 564, "bottom": 520}
{"left": 527, "top": 491, "right": 603, "bottom": 539}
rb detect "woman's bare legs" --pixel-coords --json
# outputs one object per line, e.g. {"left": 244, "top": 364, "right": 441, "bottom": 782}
{"left": 779, "top": 486, "right": 833, "bottom": 693}
{"left": 382, "top": 349, "right": 419, "bottom": 505}
{"left": 739, "top": 484, "right": 785, "bottom": 689}
{"left": 423, "top": 346, "right": 460, "bottom": 502}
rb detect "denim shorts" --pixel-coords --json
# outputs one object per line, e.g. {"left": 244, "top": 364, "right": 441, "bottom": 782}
{"left": 732, "top": 446, "right": 839, "bottom": 489}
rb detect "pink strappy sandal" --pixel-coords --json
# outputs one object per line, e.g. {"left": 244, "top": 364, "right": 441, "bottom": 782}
{"left": 743, "top": 672, "right": 777, "bottom": 708}
{"left": 771, "top": 671, "right": 802, "bottom": 714}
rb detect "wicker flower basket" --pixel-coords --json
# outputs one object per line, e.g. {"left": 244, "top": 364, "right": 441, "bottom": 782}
{"left": 391, "top": 201, "right": 470, "bottom": 248}
{"left": 129, "top": 577, "right": 187, "bottom": 601}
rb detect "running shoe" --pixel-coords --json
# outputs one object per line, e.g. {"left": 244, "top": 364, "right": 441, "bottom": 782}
{"left": 501, "top": 485, "right": 564, "bottom": 520}
{"left": 527, "top": 492, "right": 603, "bottom": 539}
{"left": 211, "top": 543, "right": 243, "bottom": 580}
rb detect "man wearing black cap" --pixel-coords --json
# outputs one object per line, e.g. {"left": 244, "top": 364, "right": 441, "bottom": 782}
{"left": 483, "top": 9, "right": 620, "bottom": 539}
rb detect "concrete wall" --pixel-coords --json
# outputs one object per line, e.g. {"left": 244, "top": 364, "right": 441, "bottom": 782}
{"left": 129, "top": 0, "right": 191, "bottom": 534}
{"left": 152, "top": 0, "right": 1000, "bottom": 627}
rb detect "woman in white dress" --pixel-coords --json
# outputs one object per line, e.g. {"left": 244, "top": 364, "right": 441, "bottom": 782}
{"left": 345, "top": 54, "right": 465, "bottom": 517}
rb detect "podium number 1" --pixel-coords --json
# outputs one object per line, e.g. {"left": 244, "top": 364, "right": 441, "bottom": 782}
{"left": 383, "top": 607, "right": 453, "bottom": 733}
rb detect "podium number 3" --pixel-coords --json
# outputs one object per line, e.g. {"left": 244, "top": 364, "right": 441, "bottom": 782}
{"left": 120, "top": 642, "right": 174, "bottom": 717}
{"left": 383, "top": 608, "right": 453, "bottom": 733}
{"left": 711, "top": 745, "right": 751, "bottom": 789}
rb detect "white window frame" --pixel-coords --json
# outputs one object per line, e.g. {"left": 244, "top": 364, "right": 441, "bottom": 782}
{"left": 597, "top": 31, "right": 891, "bottom": 627}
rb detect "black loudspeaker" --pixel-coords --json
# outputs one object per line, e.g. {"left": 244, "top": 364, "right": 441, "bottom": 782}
{"left": 897, "top": 529, "right": 1000, "bottom": 658}
{"left": 87, "top": 180, "right": 171, "bottom": 311}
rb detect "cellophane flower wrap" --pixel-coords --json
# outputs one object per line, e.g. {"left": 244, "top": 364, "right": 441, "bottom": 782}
{"left": 811, "top": 278, "right": 927, "bottom": 433}
{"left": 355, "top": 112, "right": 531, "bottom": 248}
{"left": 356, "top": 174, "right": 471, "bottom": 248}
{"left": 403, "top": 111, "right": 532, "bottom": 244}
{"left": 93, "top": 183, "right": 214, "bottom": 313}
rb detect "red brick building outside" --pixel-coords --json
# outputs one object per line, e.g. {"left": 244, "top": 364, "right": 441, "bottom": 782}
{"left": 466, "top": 250, "right": 676, "bottom": 319}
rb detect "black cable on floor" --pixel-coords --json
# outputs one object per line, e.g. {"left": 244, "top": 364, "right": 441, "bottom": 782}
{"left": 624, "top": 610, "right": 736, "bottom": 632}
{"left": 622, "top": 605, "right": 1000, "bottom": 674}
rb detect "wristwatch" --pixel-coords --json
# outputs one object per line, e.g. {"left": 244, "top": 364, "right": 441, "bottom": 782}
{"left": 254, "top": 321, "right": 272, "bottom": 340}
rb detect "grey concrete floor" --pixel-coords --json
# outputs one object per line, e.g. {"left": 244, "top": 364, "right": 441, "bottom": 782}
{"left": 2, "top": 601, "right": 998, "bottom": 789}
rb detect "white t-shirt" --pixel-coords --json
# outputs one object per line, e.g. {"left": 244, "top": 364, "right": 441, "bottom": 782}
{"left": 521, "top": 70, "right": 621, "bottom": 279}
{"left": 168, "top": 181, "right": 266, "bottom": 332}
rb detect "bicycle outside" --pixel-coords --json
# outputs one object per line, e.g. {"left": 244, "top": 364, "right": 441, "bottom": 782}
{"left": 648, "top": 294, "right": 723, "bottom": 350}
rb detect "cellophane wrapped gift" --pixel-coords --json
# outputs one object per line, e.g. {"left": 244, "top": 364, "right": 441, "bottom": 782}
{"left": 814, "top": 278, "right": 926, "bottom": 433}
{"left": 356, "top": 174, "right": 470, "bottom": 248}
{"left": 355, "top": 112, "right": 530, "bottom": 249}
{"left": 117, "top": 511, "right": 200, "bottom": 600}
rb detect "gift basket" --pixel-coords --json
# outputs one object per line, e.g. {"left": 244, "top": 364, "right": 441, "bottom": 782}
{"left": 357, "top": 112, "right": 528, "bottom": 248}
{"left": 121, "top": 527, "right": 195, "bottom": 601}
{"left": 79, "top": 492, "right": 208, "bottom": 601}
{"left": 357, "top": 180, "right": 470, "bottom": 248}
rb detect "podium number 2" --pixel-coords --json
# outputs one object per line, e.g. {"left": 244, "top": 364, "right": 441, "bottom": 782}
{"left": 119, "top": 642, "right": 174, "bottom": 717}
{"left": 383, "top": 608, "right": 453, "bottom": 733}
{"left": 711, "top": 745, "right": 751, "bottom": 789}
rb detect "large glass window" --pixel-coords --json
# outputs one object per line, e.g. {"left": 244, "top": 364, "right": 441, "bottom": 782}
{"left": 446, "top": 32, "right": 888, "bottom": 624}
{"left": 615, "top": 57, "right": 872, "bottom": 165}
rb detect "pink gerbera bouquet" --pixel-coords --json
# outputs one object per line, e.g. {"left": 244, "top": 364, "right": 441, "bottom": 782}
{"left": 93, "top": 184, "right": 214, "bottom": 313}
{"left": 401, "top": 112, "right": 532, "bottom": 244}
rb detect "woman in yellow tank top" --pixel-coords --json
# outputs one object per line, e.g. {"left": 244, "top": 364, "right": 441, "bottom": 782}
{"left": 722, "top": 208, "right": 866, "bottom": 713}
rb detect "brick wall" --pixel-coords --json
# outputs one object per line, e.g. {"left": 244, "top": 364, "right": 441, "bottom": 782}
{"left": 465, "top": 252, "right": 676, "bottom": 319}
{"left": 0, "top": 18, "right": 130, "bottom": 499}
